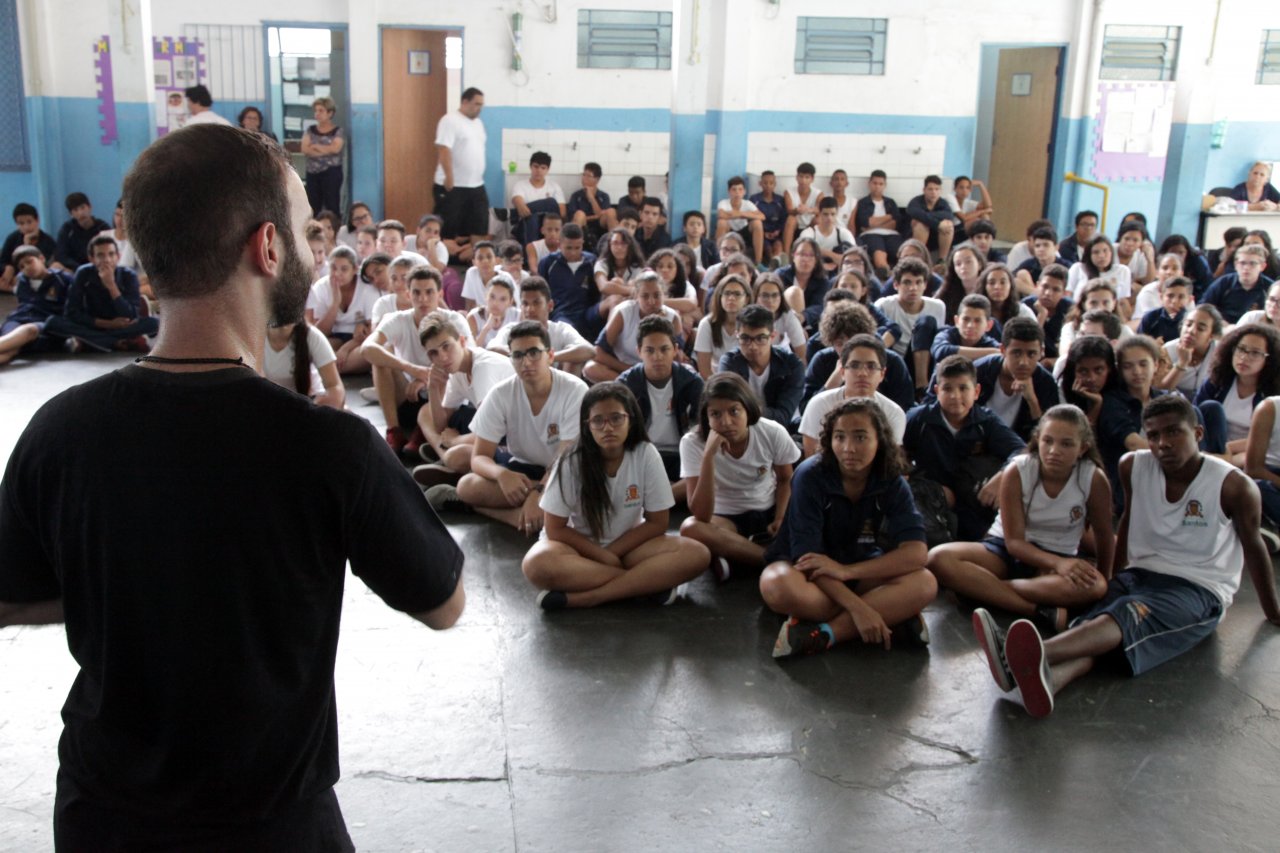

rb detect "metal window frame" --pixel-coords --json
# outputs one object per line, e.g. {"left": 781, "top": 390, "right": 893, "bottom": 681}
{"left": 1259, "top": 29, "right": 1280, "bottom": 85}
{"left": 794, "top": 16, "right": 887, "bottom": 76}
{"left": 577, "top": 9, "right": 672, "bottom": 71}
{"left": 1100, "top": 24, "right": 1181, "bottom": 82}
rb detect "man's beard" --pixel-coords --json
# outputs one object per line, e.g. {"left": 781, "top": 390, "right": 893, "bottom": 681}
{"left": 269, "top": 231, "right": 313, "bottom": 327}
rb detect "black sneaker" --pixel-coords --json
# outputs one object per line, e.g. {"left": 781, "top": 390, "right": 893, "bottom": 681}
{"left": 425, "top": 484, "right": 472, "bottom": 514}
{"left": 536, "top": 590, "right": 568, "bottom": 611}
{"left": 772, "top": 618, "right": 830, "bottom": 659}
{"left": 640, "top": 583, "right": 686, "bottom": 606}
{"left": 1032, "top": 606, "right": 1066, "bottom": 637}
{"left": 1005, "top": 619, "right": 1055, "bottom": 718}
{"left": 891, "top": 613, "right": 931, "bottom": 648}
{"left": 412, "top": 463, "right": 460, "bottom": 489}
{"left": 971, "top": 608, "right": 1013, "bottom": 692}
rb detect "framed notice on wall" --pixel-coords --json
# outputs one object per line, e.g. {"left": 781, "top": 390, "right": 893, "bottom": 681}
{"left": 408, "top": 50, "right": 431, "bottom": 75}
{"left": 153, "top": 36, "right": 206, "bottom": 137}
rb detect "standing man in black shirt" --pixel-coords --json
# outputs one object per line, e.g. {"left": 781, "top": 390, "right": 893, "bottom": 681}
{"left": 0, "top": 124, "right": 465, "bottom": 850}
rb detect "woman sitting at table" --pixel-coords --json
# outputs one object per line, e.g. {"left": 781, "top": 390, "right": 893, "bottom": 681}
{"left": 1231, "top": 161, "right": 1280, "bottom": 212}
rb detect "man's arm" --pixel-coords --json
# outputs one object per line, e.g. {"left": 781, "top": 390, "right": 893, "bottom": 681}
{"left": 361, "top": 329, "right": 430, "bottom": 379}
{"left": 1223, "top": 470, "right": 1280, "bottom": 624}
{"left": 0, "top": 599, "right": 64, "bottom": 628}
{"left": 410, "top": 581, "right": 465, "bottom": 629}
{"left": 436, "top": 145, "right": 454, "bottom": 190}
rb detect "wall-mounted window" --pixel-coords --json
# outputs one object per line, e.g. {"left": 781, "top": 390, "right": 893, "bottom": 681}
{"left": 577, "top": 10, "right": 672, "bottom": 70}
{"left": 1100, "top": 25, "right": 1180, "bottom": 82}
{"left": 795, "top": 17, "right": 887, "bottom": 76}
{"left": 1260, "top": 30, "right": 1280, "bottom": 85}
{"left": 0, "top": 0, "right": 29, "bottom": 170}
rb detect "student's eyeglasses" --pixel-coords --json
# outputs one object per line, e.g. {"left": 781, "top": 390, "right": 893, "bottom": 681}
{"left": 844, "top": 360, "right": 884, "bottom": 374}
{"left": 1236, "top": 346, "right": 1269, "bottom": 361}
{"left": 737, "top": 333, "right": 771, "bottom": 346}
{"left": 588, "top": 413, "right": 630, "bottom": 430}
{"left": 721, "top": 290, "right": 748, "bottom": 300}
{"left": 509, "top": 346, "right": 547, "bottom": 363}
{"left": 1236, "top": 260, "right": 1263, "bottom": 268}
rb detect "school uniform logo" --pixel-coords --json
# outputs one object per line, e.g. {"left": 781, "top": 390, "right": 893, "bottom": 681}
{"left": 666, "top": 399, "right": 674, "bottom": 413}
{"left": 547, "top": 423, "right": 560, "bottom": 443}
{"left": 857, "top": 518, "right": 877, "bottom": 545}
{"left": 624, "top": 484, "right": 641, "bottom": 504}
{"left": 1182, "top": 500, "right": 1208, "bottom": 528}
{"left": 1069, "top": 506, "right": 1084, "bottom": 523}
{"left": 757, "top": 465, "right": 768, "bottom": 476}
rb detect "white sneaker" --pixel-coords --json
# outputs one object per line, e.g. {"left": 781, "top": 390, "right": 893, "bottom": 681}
{"left": 358, "top": 387, "right": 379, "bottom": 404}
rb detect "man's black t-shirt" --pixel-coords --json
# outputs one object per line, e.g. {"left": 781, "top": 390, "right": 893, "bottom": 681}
{"left": 0, "top": 365, "right": 462, "bottom": 846}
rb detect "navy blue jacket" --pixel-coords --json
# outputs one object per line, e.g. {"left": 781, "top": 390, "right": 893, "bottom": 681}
{"left": 636, "top": 226, "right": 672, "bottom": 258}
{"left": 1022, "top": 295, "right": 1073, "bottom": 359}
{"left": 1, "top": 229, "right": 58, "bottom": 270}
{"left": 853, "top": 196, "right": 903, "bottom": 234}
{"left": 719, "top": 346, "right": 805, "bottom": 425}
{"left": 802, "top": 346, "right": 914, "bottom": 414}
{"left": 65, "top": 264, "right": 142, "bottom": 326}
{"left": 929, "top": 325, "right": 1002, "bottom": 363}
{"left": 1201, "top": 273, "right": 1273, "bottom": 324}
{"left": 778, "top": 265, "right": 831, "bottom": 331}
{"left": 677, "top": 237, "right": 717, "bottom": 270}
{"left": 972, "top": 354, "right": 1061, "bottom": 440}
{"left": 902, "top": 400, "right": 1026, "bottom": 488}
{"left": 749, "top": 192, "right": 787, "bottom": 236}
{"left": 54, "top": 217, "right": 110, "bottom": 269}
{"left": 538, "top": 250, "right": 600, "bottom": 328}
{"left": 1015, "top": 255, "right": 1070, "bottom": 283}
{"left": 8, "top": 269, "right": 72, "bottom": 325}
{"left": 566, "top": 187, "right": 611, "bottom": 221}
{"left": 618, "top": 361, "right": 703, "bottom": 437}
{"left": 1058, "top": 234, "right": 1082, "bottom": 265}
{"left": 1138, "top": 306, "right": 1186, "bottom": 343}
{"left": 905, "top": 195, "right": 953, "bottom": 228}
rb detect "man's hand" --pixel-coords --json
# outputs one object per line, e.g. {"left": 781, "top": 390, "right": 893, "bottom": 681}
{"left": 977, "top": 475, "right": 1001, "bottom": 508}
{"left": 427, "top": 364, "right": 449, "bottom": 396}
{"left": 518, "top": 491, "right": 543, "bottom": 537}
{"left": 798, "top": 553, "right": 852, "bottom": 582}
{"left": 1055, "top": 557, "right": 1099, "bottom": 589}
{"left": 497, "top": 469, "right": 534, "bottom": 505}
{"left": 850, "top": 604, "right": 891, "bottom": 649}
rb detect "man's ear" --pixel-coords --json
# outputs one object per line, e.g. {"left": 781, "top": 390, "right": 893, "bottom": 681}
{"left": 248, "top": 221, "right": 279, "bottom": 278}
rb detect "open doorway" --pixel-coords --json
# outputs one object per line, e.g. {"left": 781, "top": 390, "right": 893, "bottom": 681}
{"left": 381, "top": 27, "right": 462, "bottom": 225}
{"left": 266, "top": 25, "right": 350, "bottom": 208}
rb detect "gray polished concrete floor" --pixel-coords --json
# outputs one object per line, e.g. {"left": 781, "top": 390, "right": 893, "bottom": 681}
{"left": 2, "top": 338, "right": 1279, "bottom": 852}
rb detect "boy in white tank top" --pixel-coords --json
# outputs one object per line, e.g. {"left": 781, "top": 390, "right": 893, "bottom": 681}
{"left": 975, "top": 395, "right": 1280, "bottom": 718}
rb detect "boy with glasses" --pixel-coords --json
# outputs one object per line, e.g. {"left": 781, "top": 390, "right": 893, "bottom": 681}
{"left": 1201, "top": 244, "right": 1273, "bottom": 323}
{"left": 799, "top": 334, "right": 906, "bottom": 457}
{"left": 717, "top": 304, "right": 805, "bottom": 426}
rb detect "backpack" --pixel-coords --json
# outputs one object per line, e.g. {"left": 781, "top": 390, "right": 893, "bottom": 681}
{"left": 903, "top": 476, "right": 958, "bottom": 549}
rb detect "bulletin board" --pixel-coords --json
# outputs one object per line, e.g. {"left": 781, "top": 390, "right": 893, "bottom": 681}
{"left": 1091, "top": 81, "right": 1175, "bottom": 183}
{"left": 94, "top": 35, "right": 117, "bottom": 145}
{"left": 152, "top": 36, "right": 206, "bottom": 137}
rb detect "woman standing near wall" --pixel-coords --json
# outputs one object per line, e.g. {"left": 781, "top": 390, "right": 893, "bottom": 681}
{"left": 302, "top": 97, "right": 345, "bottom": 217}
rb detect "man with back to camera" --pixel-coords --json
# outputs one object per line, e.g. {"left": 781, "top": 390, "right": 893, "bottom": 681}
{"left": 0, "top": 125, "right": 465, "bottom": 849}
{"left": 182, "top": 84, "right": 232, "bottom": 126}
{"left": 434, "top": 87, "right": 489, "bottom": 252}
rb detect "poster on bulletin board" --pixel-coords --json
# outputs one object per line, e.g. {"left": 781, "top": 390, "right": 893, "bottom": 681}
{"left": 153, "top": 36, "right": 206, "bottom": 136}
{"left": 1091, "top": 81, "right": 1175, "bottom": 183}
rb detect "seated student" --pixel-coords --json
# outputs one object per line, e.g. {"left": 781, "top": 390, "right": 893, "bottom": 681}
{"left": 567, "top": 161, "right": 610, "bottom": 245}
{"left": 717, "top": 304, "right": 806, "bottom": 426}
{"left": 1022, "top": 263, "right": 1073, "bottom": 367}
{"left": 1013, "top": 226, "right": 1068, "bottom": 298}
{"left": 496, "top": 239, "right": 529, "bottom": 284}
{"left": 46, "top": 234, "right": 157, "bottom": 353}
{"left": 749, "top": 170, "right": 788, "bottom": 265}
{"left": 619, "top": 315, "right": 703, "bottom": 498}
{"left": 52, "top": 192, "right": 110, "bottom": 271}
{"left": 1157, "top": 234, "right": 1214, "bottom": 300}
{"left": 363, "top": 265, "right": 472, "bottom": 447}
{"left": 874, "top": 256, "right": 947, "bottom": 395}
{"left": 523, "top": 382, "right": 710, "bottom": 609}
{"left": 1098, "top": 335, "right": 1168, "bottom": 510}
{"left": 305, "top": 220, "right": 330, "bottom": 284}
{"left": 782, "top": 162, "right": 823, "bottom": 252}
{"left": 779, "top": 237, "right": 831, "bottom": 330}
{"left": 881, "top": 238, "right": 945, "bottom": 296}
{"left": 1116, "top": 220, "right": 1156, "bottom": 287}
{"left": 635, "top": 197, "right": 672, "bottom": 258}
{"left": 1200, "top": 243, "right": 1273, "bottom": 324}
{"left": 1157, "top": 304, "right": 1223, "bottom": 398}
{"left": 354, "top": 224, "right": 378, "bottom": 261}
{"left": 702, "top": 232, "right": 748, "bottom": 294}
{"left": 826, "top": 168, "right": 856, "bottom": 232}
{"left": 372, "top": 256, "right": 418, "bottom": 328}
{"left": 1058, "top": 335, "right": 1117, "bottom": 427}
{"left": 374, "top": 219, "right": 428, "bottom": 268}
{"left": 336, "top": 200, "right": 373, "bottom": 250}
{"left": 510, "top": 151, "right": 567, "bottom": 244}
{"left": 305, "top": 245, "right": 379, "bottom": 374}
{"left": 673, "top": 242, "right": 704, "bottom": 298}
{"left": 1131, "top": 252, "right": 1183, "bottom": 324}
{"left": 1005, "top": 218, "right": 1053, "bottom": 272}
{"left": 413, "top": 309, "right": 517, "bottom": 486}
{"left": 1057, "top": 279, "right": 1131, "bottom": 359}
{"left": 1244, "top": 396, "right": 1280, "bottom": 544}
{"left": 828, "top": 266, "right": 898, "bottom": 344}
{"left": 1243, "top": 229, "right": 1280, "bottom": 280}
{"left": 599, "top": 175, "right": 654, "bottom": 232}
{"left": 803, "top": 299, "right": 915, "bottom": 414}
{"left": 763, "top": 398, "right": 936, "bottom": 657}
{"left": 584, "top": 271, "right": 683, "bottom": 383}
{"left": 1208, "top": 226, "right": 1248, "bottom": 281}
{"left": 1137, "top": 275, "right": 1192, "bottom": 344}
{"left": 799, "top": 197, "right": 856, "bottom": 277}
{"left": 934, "top": 245, "right": 986, "bottom": 321}
{"left": 0, "top": 246, "right": 72, "bottom": 362}
{"left": 694, "top": 274, "right": 750, "bottom": 378}
{"left": 932, "top": 402, "right": 1112, "bottom": 660}
{"left": 263, "top": 320, "right": 344, "bottom": 410}
{"left": 971, "top": 317, "right": 1060, "bottom": 441}
{"left": 460, "top": 240, "right": 504, "bottom": 312}
{"left": 800, "top": 335, "right": 907, "bottom": 457}
{"left": 854, "top": 170, "right": 905, "bottom": 278}
{"left": 525, "top": 211, "right": 563, "bottom": 273}
{"left": 537, "top": 223, "right": 606, "bottom": 339}
{"left": 649, "top": 246, "right": 701, "bottom": 338}
{"left": 467, "top": 272, "right": 520, "bottom": 348}
{"left": 677, "top": 210, "right": 717, "bottom": 271}
{"left": 974, "top": 394, "right": 1280, "bottom": 718}
{"left": 431, "top": 320, "right": 589, "bottom": 530}
{"left": 945, "top": 175, "right": 993, "bottom": 243}
{"left": 405, "top": 213, "right": 450, "bottom": 272}
{"left": 1195, "top": 323, "right": 1280, "bottom": 467}
{"left": 487, "top": 275, "right": 594, "bottom": 373}
{"left": 1057, "top": 210, "right": 1099, "bottom": 266}
{"left": 929, "top": 293, "right": 1002, "bottom": 367}
{"left": 1, "top": 203, "right": 58, "bottom": 292}
{"left": 359, "top": 253, "right": 393, "bottom": 306}
{"left": 679, "top": 372, "right": 800, "bottom": 581}
{"left": 838, "top": 245, "right": 885, "bottom": 298}
{"left": 905, "top": 175, "right": 955, "bottom": 262}
{"left": 903, "top": 355, "right": 1027, "bottom": 540}
{"left": 979, "top": 262, "right": 1036, "bottom": 332}
{"left": 1067, "top": 235, "right": 1133, "bottom": 307}
{"left": 1237, "top": 280, "right": 1280, "bottom": 330}
{"left": 594, "top": 226, "right": 646, "bottom": 305}
{"left": 715, "top": 176, "right": 765, "bottom": 264}
{"left": 753, "top": 272, "right": 806, "bottom": 359}
{"left": 963, "top": 219, "right": 1005, "bottom": 264}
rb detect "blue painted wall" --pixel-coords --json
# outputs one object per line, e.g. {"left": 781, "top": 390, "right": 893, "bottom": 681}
{"left": 1203, "top": 121, "right": 1280, "bottom": 190}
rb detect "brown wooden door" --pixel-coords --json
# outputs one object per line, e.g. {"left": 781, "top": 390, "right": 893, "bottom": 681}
{"left": 987, "top": 47, "right": 1061, "bottom": 238}
{"left": 381, "top": 28, "right": 448, "bottom": 225}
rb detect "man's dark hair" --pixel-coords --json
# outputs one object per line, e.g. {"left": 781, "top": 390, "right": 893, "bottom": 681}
{"left": 496, "top": 239, "right": 523, "bottom": 262}
{"left": 1031, "top": 226, "right": 1058, "bottom": 244}
{"left": 728, "top": 176, "right": 746, "bottom": 189}
{"left": 840, "top": 333, "right": 887, "bottom": 368}
{"left": 924, "top": 175, "right": 942, "bottom": 187}
{"left": 65, "top": 192, "right": 90, "bottom": 212}
{"left": 377, "top": 219, "right": 406, "bottom": 236}
{"left": 738, "top": 304, "right": 775, "bottom": 332}
{"left": 123, "top": 125, "right": 293, "bottom": 299}
{"left": 797, "top": 162, "right": 816, "bottom": 176}
{"left": 519, "top": 276, "right": 551, "bottom": 301}
{"left": 953, "top": 175, "right": 970, "bottom": 186}
{"left": 818, "top": 197, "right": 839, "bottom": 211}
{"left": 761, "top": 170, "right": 775, "bottom": 179}
{"left": 627, "top": 176, "right": 646, "bottom": 190}
{"left": 88, "top": 233, "right": 118, "bottom": 254}
{"left": 12, "top": 202, "right": 37, "bottom": 220}
{"left": 560, "top": 223, "right": 584, "bottom": 241}
{"left": 968, "top": 219, "right": 996, "bottom": 238}
{"left": 893, "top": 256, "right": 931, "bottom": 282}
{"left": 583, "top": 162, "right": 602, "bottom": 178}
{"left": 823, "top": 288, "right": 857, "bottom": 306}
{"left": 184, "top": 85, "right": 213, "bottom": 107}
{"left": 1002, "top": 316, "right": 1045, "bottom": 346}
{"left": 530, "top": 151, "right": 552, "bottom": 168}
{"left": 958, "top": 293, "right": 992, "bottom": 317}
{"left": 618, "top": 209, "right": 640, "bottom": 224}
{"left": 11, "top": 245, "right": 42, "bottom": 266}
{"left": 1142, "top": 393, "right": 1198, "bottom": 432}
{"left": 641, "top": 197, "right": 662, "bottom": 211}
{"left": 1075, "top": 210, "right": 1099, "bottom": 226}
{"left": 1081, "top": 309, "right": 1123, "bottom": 341}
{"left": 936, "top": 354, "right": 977, "bottom": 382}
{"left": 461, "top": 87, "right": 483, "bottom": 102}
{"left": 683, "top": 210, "right": 706, "bottom": 227}
{"left": 637, "top": 314, "right": 677, "bottom": 348}
{"left": 1025, "top": 218, "right": 1053, "bottom": 238}
{"left": 870, "top": 169, "right": 887, "bottom": 180}
{"left": 417, "top": 213, "right": 443, "bottom": 229}
{"left": 508, "top": 319, "right": 551, "bottom": 350}
{"left": 1040, "top": 262, "right": 1069, "bottom": 284}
